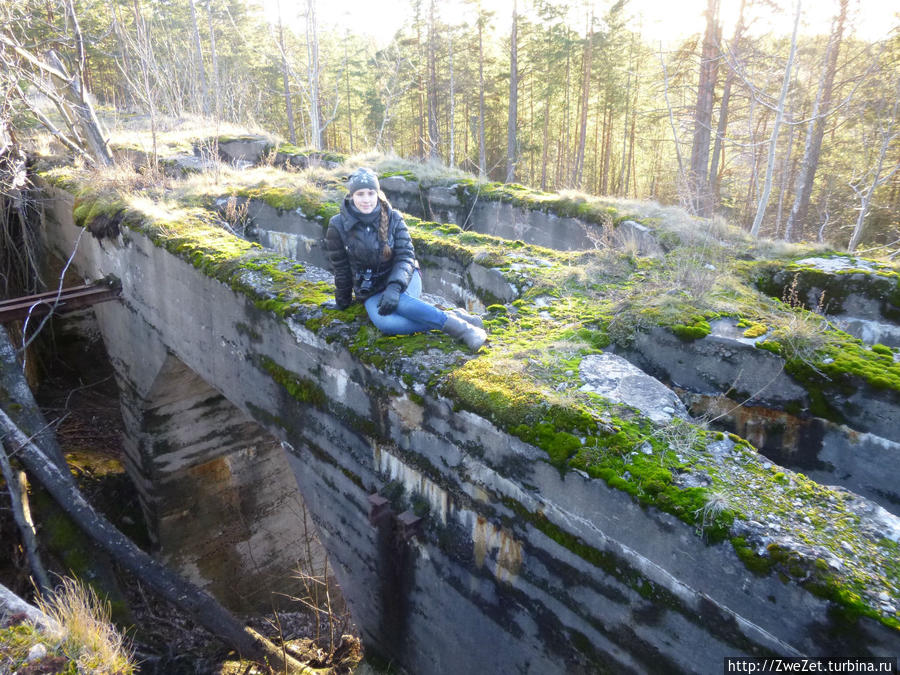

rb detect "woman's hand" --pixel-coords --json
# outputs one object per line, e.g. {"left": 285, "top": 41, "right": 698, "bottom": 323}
{"left": 378, "top": 283, "right": 402, "bottom": 315}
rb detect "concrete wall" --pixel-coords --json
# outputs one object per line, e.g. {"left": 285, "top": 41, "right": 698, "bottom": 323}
{"left": 611, "top": 320, "right": 900, "bottom": 512}
{"left": 380, "top": 175, "right": 663, "bottom": 256}
{"left": 40, "top": 187, "right": 900, "bottom": 672}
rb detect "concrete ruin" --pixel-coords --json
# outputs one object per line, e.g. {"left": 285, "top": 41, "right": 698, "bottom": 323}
{"left": 32, "top": 156, "right": 900, "bottom": 673}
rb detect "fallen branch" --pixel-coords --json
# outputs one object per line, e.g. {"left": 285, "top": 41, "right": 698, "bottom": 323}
{"left": 0, "top": 447, "right": 51, "bottom": 595}
{"left": 0, "top": 581, "right": 59, "bottom": 632}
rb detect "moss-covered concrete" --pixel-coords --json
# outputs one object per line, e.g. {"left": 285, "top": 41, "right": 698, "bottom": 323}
{"left": 752, "top": 255, "right": 900, "bottom": 322}
{"left": 37, "top": 160, "right": 900, "bottom": 637}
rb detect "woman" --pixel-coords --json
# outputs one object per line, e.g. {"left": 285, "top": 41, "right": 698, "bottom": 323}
{"left": 325, "top": 167, "right": 487, "bottom": 351}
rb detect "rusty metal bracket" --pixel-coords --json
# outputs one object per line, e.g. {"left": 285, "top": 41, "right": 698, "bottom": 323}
{"left": 396, "top": 510, "right": 423, "bottom": 541}
{"left": 367, "top": 493, "right": 392, "bottom": 526}
{"left": 0, "top": 281, "right": 121, "bottom": 323}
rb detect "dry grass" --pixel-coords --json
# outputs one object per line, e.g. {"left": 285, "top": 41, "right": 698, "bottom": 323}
{"left": 649, "top": 417, "right": 706, "bottom": 459}
{"left": 769, "top": 274, "right": 829, "bottom": 366}
{"left": 32, "top": 577, "right": 134, "bottom": 674}
{"left": 105, "top": 113, "right": 274, "bottom": 154}
{"left": 695, "top": 491, "right": 734, "bottom": 535}
{"left": 370, "top": 152, "right": 471, "bottom": 185}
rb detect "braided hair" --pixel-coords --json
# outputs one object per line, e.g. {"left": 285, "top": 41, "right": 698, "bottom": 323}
{"left": 378, "top": 194, "right": 392, "bottom": 261}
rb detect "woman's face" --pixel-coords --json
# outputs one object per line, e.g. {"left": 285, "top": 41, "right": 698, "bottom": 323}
{"left": 352, "top": 188, "right": 378, "bottom": 214}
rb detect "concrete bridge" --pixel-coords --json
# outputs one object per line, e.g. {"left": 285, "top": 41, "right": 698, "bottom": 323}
{"left": 35, "top": 172, "right": 900, "bottom": 673}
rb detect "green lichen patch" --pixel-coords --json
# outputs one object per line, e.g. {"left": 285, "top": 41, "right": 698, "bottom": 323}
{"left": 59, "top": 177, "right": 341, "bottom": 322}
{"left": 444, "top": 355, "right": 735, "bottom": 540}
{"left": 755, "top": 325, "right": 900, "bottom": 421}
{"left": 406, "top": 214, "right": 574, "bottom": 272}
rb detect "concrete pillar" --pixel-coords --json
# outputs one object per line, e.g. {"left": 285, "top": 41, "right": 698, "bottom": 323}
{"left": 116, "top": 351, "right": 323, "bottom": 612}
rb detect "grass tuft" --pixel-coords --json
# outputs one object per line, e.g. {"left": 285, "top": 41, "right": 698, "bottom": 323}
{"left": 0, "top": 577, "right": 135, "bottom": 674}
{"left": 36, "top": 577, "right": 135, "bottom": 674}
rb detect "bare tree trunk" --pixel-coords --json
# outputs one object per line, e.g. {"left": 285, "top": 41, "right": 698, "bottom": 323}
{"left": 276, "top": 0, "right": 296, "bottom": 144}
{"left": 784, "top": 0, "right": 847, "bottom": 242}
{"left": 572, "top": 6, "right": 593, "bottom": 188}
{"left": 188, "top": 0, "right": 209, "bottom": 115}
{"left": 600, "top": 104, "right": 613, "bottom": 194}
{"left": 659, "top": 44, "right": 685, "bottom": 178}
{"left": 750, "top": 0, "right": 801, "bottom": 238}
{"left": 206, "top": 0, "right": 221, "bottom": 120}
{"left": 427, "top": 0, "right": 440, "bottom": 159}
{"left": 562, "top": 46, "right": 571, "bottom": 186}
{"left": 344, "top": 36, "right": 353, "bottom": 152}
{"left": 107, "top": 0, "right": 132, "bottom": 107}
{"left": 774, "top": 122, "right": 796, "bottom": 238}
{"left": 0, "top": 2, "right": 112, "bottom": 167}
{"left": 131, "top": 0, "right": 158, "bottom": 170}
{"left": 619, "top": 33, "right": 635, "bottom": 197}
{"left": 709, "top": 66, "right": 734, "bottom": 205}
{"left": 449, "top": 31, "right": 455, "bottom": 166}
{"left": 539, "top": 32, "right": 552, "bottom": 190}
{"left": 0, "top": 449, "right": 52, "bottom": 595}
{"left": 528, "top": 76, "right": 534, "bottom": 184}
{"left": 47, "top": 50, "right": 113, "bottom": 167}
{"left": 477, "top": 11, "right": 487, "bottom": 178}
{"left": 689, "top": 0, "right": 720, "bottom": 215}
{"left": 505, "top": 0, "right": 518, "bottom": 183}
{"left": 306, "top": 0, "right": 322, "bottom": 149}
{"left": 709, "top": 0, "right": 745, "bottom": 208}
{"left": 847, "top": 77, "right": 900, "bottom": 251}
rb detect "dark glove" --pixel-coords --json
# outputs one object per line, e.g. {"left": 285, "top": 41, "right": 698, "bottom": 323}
{"left": 378, "top": 283, "right": 402, "bottom": 315}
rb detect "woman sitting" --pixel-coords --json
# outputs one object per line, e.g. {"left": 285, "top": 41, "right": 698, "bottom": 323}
{"left": 325, "top": 167, "right": 487, "bottom": 352}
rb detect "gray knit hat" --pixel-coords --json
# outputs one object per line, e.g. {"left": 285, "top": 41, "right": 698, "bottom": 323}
{"left": 347, "top": 167, "right": 380, "bottom": 195}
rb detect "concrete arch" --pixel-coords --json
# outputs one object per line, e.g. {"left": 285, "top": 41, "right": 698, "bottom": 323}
{"left": 95, "top": 300, "right": 325, "bottom": 612}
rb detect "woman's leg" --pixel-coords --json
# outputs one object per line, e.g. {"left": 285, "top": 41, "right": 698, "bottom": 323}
{"left": 364, "top": 270, "right": 448, "bottom": 335}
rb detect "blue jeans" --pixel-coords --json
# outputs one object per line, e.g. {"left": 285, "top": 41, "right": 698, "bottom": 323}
{"left": 364, "top": 270, "right": 448, "bottom": 335}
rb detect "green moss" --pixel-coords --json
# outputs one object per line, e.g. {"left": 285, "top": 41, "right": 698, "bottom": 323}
{"left": 0, "top": 624, "right": 80, "bottom": 674}
{"left": 380, "top": 170, "right": 417, "bottom": 180}
{"left": 755, "top": 340, "right": 783, "bottom": 356}
{"left": 257, "top": 355, "right": 327, "bottom": 408}
{"left": 731, "top": 537, "right": 777, "bottom": 576}
{"left": 235, "top": 322, "right": 262, "bottom": 342}
{"left": 671, "top": 319, "right": 711, "bottom": 341}
{"left": 305, "top": 302, "right": 367, "bottom": 333}
{"left": 513, "top": 422, "right": 582, "bottom": 465}
{"left": 452, "top": 179, "right": 639, "bottom": 230}
{"left": 742, "top": 322, "right": 768, "bottom": 338}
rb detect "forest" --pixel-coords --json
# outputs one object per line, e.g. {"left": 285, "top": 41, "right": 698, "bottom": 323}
{"left": 1, "top": 0, "right": 899, "bottom": 249}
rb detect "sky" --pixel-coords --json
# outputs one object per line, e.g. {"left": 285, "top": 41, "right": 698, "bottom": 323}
{"left": 262, "top": 0, "right": 899, "bottom": 46}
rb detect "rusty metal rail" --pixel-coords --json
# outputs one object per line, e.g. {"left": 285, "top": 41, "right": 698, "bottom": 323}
{"left": 0, "top": 283, "right": 121, "bottom": 323}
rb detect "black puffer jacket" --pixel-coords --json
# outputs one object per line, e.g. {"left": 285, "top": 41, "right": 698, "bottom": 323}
{"left": 325, "top": 195, "right": 418, "bottom": 308}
